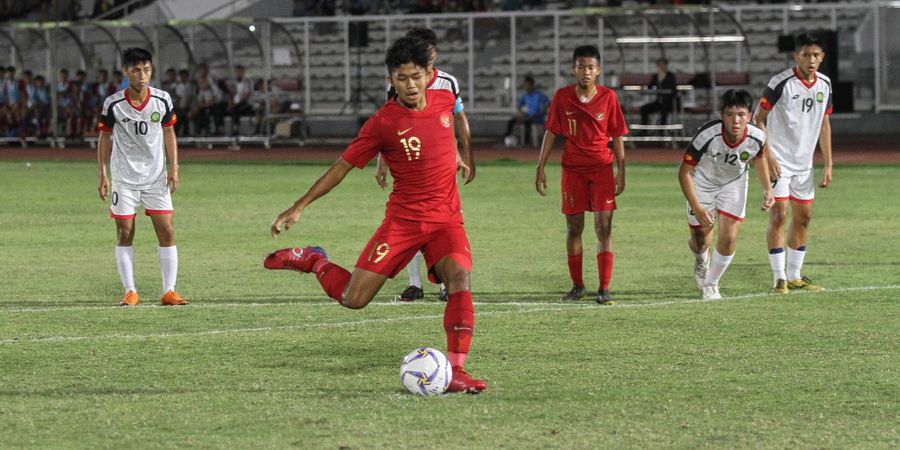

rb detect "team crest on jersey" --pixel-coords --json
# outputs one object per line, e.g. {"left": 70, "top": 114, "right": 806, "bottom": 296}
{"left": 440, "top": 113, "right": 451, "bottom": 128}
{"left": 816, "top": 92, "right": 824, "bottom": 103}
{"left": 739, "top": 151, "right": 750, "bottom": 162}
{"left": 150, "top": 111, "right": 161, "bottom": 123}
{"left": 595, "top": 112, "right": 605, "bottom": 121}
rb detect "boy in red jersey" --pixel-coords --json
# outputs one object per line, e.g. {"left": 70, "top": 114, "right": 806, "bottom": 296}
{"left": 263, "top": 37, "right": 485, "bottom": 394}
{"left": 535, "top": 45, "right": 628, "bottom": 305}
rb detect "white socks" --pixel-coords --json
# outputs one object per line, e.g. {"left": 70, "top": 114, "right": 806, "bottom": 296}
{"left": 407, "top": 251, "right": 423, "bottom": 288}
{"left": 158, "top": 245, "right": 178, "bottom": 294}
{"left": 768, "top": 248, "right": 787, "bottom": 283}
{"left": 786, "top": 247, "right": 806, "bottom": 281}
{"left": 115, "top": 245, "right": 136, "bottom": 293}
{"left": 705, "top": 249, "right": 734, "bottom": 286}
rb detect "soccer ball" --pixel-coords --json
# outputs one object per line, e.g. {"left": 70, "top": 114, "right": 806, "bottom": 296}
{"left": 399, "top": 347, "right": 452, "bottom": 396}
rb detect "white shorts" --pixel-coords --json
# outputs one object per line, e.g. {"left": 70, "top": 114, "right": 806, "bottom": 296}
{"left": 772, "top": 168, "right": 815, "bottom": 203}
{"left": 687, "top": 180, "right": 748, "bottom": 228}
{"left": 109, "top": 181, "right": 173, "bottom": 219}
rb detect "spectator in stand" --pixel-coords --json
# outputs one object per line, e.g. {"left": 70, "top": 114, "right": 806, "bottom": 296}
{"left": 227, "top": 65, "right": 254, "bottom": 136}
{"left": 27, "top": 74, "right": 50, "bottom": 137}
{"left": 503, "top": 75, "right": 550, "bottom": 147}
{"left": 191, "top": 74, "right": 223, "bottom": 136}
{"left": 94, "top": 69, "right": 117, "bottom": 101}
{"left": 640, "top": 57, "right": 678, "bottom": 126}
{"left": 173, "top": 69, "right": 196, "bottom": 136}
{"left": 111, "top": 69, "right": 125, "bottom": 91}
{"left": 92, "top": 0, "right": 114, "bottom": 17}
{"left": 162, "top": 68, "right": 177, "bottom": 93}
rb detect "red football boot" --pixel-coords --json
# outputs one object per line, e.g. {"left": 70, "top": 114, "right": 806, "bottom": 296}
{"left": 263, "top": 246, "right": 328, "bottom": 273}
{"left": 447, "top": 367, "right": 487, "bottom": 394}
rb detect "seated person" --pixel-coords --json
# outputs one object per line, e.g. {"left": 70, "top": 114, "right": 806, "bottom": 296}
{"left": 640, "top": 58, "right": 677, "bottom": 125}
{"left": 504, "top": 76, "right": 549, "bottom": 146}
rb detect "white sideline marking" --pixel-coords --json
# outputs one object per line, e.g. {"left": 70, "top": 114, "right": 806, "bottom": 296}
{"left": 1, "top": 285, "right": 897, "bottom": 346}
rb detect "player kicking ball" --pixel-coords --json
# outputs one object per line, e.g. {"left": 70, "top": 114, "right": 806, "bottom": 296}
{"left": 97, "top": 47, "right": 187, "bottom": 306}
{"left": 678, "top": 89, "right": 774, "bottom": 300}
{"left": 263, "top": 36, "right": 486, "bottom": 394}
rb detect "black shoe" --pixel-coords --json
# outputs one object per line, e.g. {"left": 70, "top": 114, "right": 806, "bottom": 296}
{"left": 596, "top": 289, "right": 616, "bottom": 305}
{"left": 438, "top": 285, "right": 448, "bottom": 302}
{"left": 560, "top": 285, "right": 586, "bottom": 301}
{"left": 397, "top": 285, "right": 424, "bottom": 302}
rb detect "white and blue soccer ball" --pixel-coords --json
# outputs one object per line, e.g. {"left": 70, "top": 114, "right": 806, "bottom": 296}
{"left": 399, "top": 347, "right": 452, "bottom": 396}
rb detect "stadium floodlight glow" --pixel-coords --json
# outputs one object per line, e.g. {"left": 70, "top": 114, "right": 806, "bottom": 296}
{"left": 789, "top": 5, "right": 804, "bottom": 11}
{"left": 248, "top": 24, "right": 256, "bottom": 32}
{"left": 616, "top": 35, "right": 744, "bottom": 44}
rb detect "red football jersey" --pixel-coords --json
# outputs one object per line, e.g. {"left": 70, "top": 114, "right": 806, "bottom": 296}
{"left": 342, "top": 89, "right": 462, "bottom": 223}
{"left": 545, "top": 84, "right": 628, "bottom": 173}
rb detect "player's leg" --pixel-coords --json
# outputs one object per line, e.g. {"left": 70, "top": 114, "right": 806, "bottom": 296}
{"left": 425, "top": 226, "right": 485, "bottom": 394}
{"left": 110, "top": 184, "right": 139, "bottom": 306}
{"left": 397, "top": 252, "right": 424, "bottom": 302}
{"left": 785, "top": 172, "right": 823, "bottom": 291}
{"left": 687, "top": 199, "right": 713, "bottom": 291}
{"left": 702, "top": 214, "right": 742, "bottom": 300}
{"left": 767, "top": 174, "right": 791, "bottom": 293}
{"left": 145, "top": 185, "right": 186, "bottom": 305}
{"left": 591, "top": 165, "right": 617, "bottom": 305}
{"left": 561, "top": 168, "right": 589, "bottom": 300}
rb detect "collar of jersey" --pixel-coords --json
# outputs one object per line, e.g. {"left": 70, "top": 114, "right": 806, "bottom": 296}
{"left": 792, "top": 67, "right": 817, "bottom": 89}
{"left": 721, "top": 124, "right": 748, "bottom": 149}
{"left": 125, "top": 86, "right": 152, "bottom": 111}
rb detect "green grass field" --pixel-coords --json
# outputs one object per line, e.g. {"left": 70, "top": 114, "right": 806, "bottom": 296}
{"left": 1, "top": 160, "right": 898, "bottom": 449}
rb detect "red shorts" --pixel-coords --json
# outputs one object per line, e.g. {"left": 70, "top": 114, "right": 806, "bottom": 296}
{"left": 561, "top": 165, "right": 616, "bottom": 215}
{"left": 355, "top": 217, "right": 472, "bottom": 283}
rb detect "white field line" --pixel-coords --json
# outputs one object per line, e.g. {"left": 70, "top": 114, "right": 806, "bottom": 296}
{"left": 2, "top": 284, "right": 898, "bottom": 314}
{"left": 1, "top": 285, "right": 897, "bottom": 346}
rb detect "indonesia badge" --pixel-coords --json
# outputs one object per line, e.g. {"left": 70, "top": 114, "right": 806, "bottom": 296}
{"left": 440, "top": 113, "right": 451, "bottom": 128}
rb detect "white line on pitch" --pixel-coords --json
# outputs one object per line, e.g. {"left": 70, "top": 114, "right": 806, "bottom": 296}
{"left": 2, "top": 284, "right": 898, "bottom": 314}
{"left": 1, "top": 285, "right": 897, "bottom": 346}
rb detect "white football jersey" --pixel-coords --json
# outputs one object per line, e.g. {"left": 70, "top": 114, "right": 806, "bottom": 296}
{"left": 683, "top": 120, "right": 766, "bottom": 190}
{"left": 758, "top": 67, "right": 832, "bottom": 173}
{"left": 98, "top": 87, "right": 177, "bottom": 189}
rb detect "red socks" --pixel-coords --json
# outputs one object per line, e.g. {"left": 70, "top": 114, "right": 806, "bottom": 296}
{"left": 313, "top": 259, "right": 351, "bottom": 303}
{"left": 444, "top": 291, "right": 474, "bottom": 368}
{"left": 567, "top": 254, "right": 584, "bottom": 287}
{"left": 597, "top": 251, "right": 614, "bottom": 290}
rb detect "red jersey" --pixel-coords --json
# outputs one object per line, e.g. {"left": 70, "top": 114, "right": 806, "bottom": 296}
{"left": 342, "top": 89, "right": 461, "bottom": 223}
{"left": 545, "top": 84, "right": 628, "bottom": 173}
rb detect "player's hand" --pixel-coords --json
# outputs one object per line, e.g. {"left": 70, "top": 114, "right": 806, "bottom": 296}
{"left": 535, "top": 166, "right": 548, "bottom": 196}
{"left": 271, "top": 206, "right": 302, "bottom": 238}
{"left": 767, "top": 157, "right": 781, "bottom": 182}
{"left": 761, "top": 189, "right": 775, "bottom": 211}
{"left": 457, "top": 157, "right": 471, "bottom": 182}
{"left": 819, "top": 166, "right": 832, "bottom": 188}
{"left": 463, "top": 161, "right": 476, "bottom": 185}
{"left": 168, "top": 170, "right": 179, "bottom": 194}
{"left": 695, "top": 207, "right": 715, "bottom": 228}
{"left": 374, "top": 165, "right": 388, "bottom": 190}
{"left": 98, "top": 174, "right": 109, "bottom": 201}
{"left": 615, "top": 172, "right": 625, "bottom": 196}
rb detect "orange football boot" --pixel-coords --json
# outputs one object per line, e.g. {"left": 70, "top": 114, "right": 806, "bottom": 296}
{"left": 120, "top": 290, "right": 139, "bottom": 306}
{"left": 160, "top": 290, "right": 189, "bottom": 306}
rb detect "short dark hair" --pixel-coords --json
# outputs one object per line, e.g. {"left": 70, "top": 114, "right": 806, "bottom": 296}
{"left": 405, "top": 27, "right": 438, "bottom": 49}
{"left": 795, "top": 33, "right": 823, "bottom": 52}
{"left": 573, "top": 45, "right": 600, "bottom": 64}
{"left": 523, "top": 75, "right": 535, "bottom": 84}
{"left": 384, "top": 36, "right": 431, "bottom": 72}
{"left": 123, "top": 47, "right": 152, "bottom": 67}
{"left": 6, "top": 66, "right": 14, "bottom": 72}
{"left": 656, "top": 58, "right": 668, "bottom": 65}
{"left": 720, "top": 89, "right": 753, "bottom": 112}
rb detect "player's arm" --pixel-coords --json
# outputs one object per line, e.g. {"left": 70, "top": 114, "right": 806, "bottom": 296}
{"left": 612, "top": 136, "right": 626, "bottom": 195}
{"left": 678, "top": 161, "right": 714, "bottom": 228}
{"left": 818, "top": 115, "right": 833, "bottom": 188}
{"left": 454, "top": 110, "right": 474, "bottom": 184}
{"left": 535, "top": 129, "right": 557, "bottom": 196}
{"left": 163, "top": 126, "right": 179, "bottom": 193}
{"left": 97, "top": 131, "right": 112, "bottom": 201}
{"left": 754, "top": 103, "right": 780, "bottom": 181}
{"left": 271, "top": 158, "right": 355, "bottom": 238}
{"left": 751, "top": 150, "right": 775, "bottom": 211}
{"left": 374, "top": 154, "right": 387, "bottom": 190}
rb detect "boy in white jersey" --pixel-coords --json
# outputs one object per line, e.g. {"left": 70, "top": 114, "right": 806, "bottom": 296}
{"left": 97, "top": 47, "right": 187, "bottom": 306}
{"left": 679, "top": 90, "right": 774, "bottom": 300}
{"left": 754, "top": 33, "right": 833, "bottom": 294}
{"left": 375, "top": 27, "right": 474, "bottom": 303}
